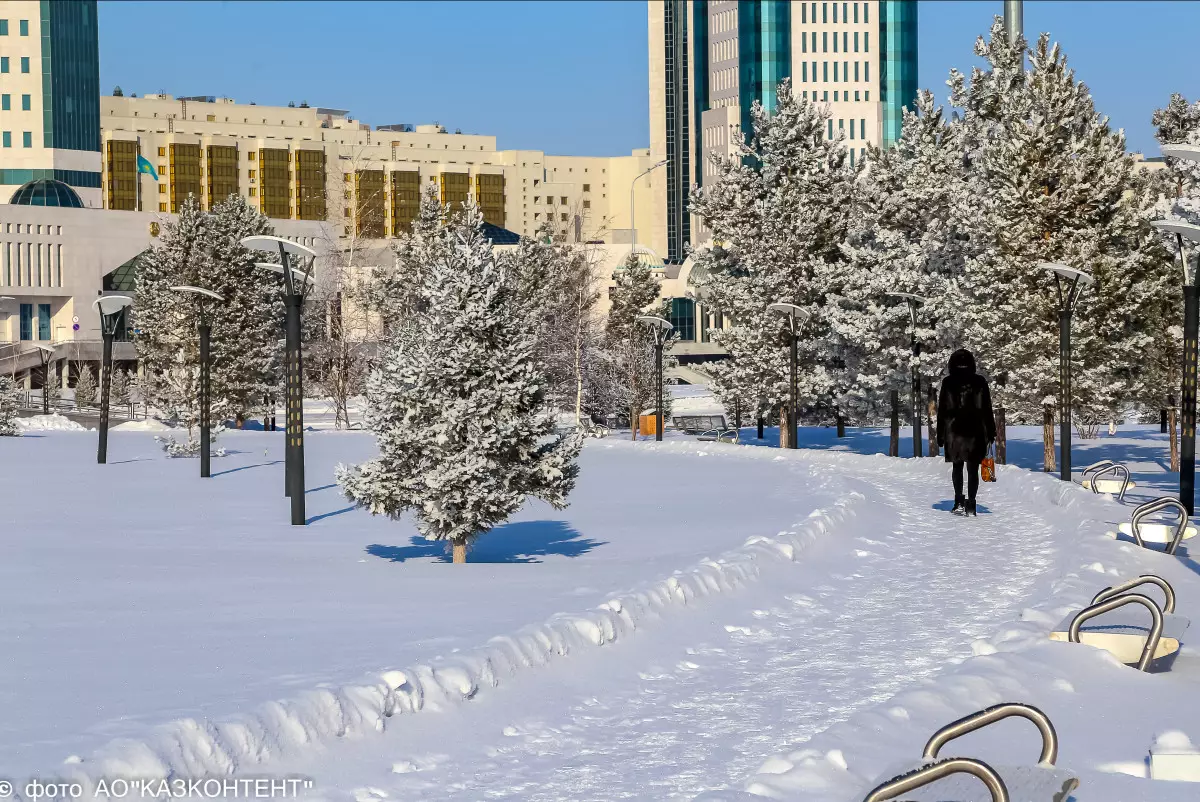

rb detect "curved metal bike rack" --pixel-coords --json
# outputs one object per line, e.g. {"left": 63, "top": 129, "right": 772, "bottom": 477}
{"left": 1092, "top": 574, "right": 1176, "bottom": 615}
{"left": 1083, "top": 461, "right": 1132, "bottom": 501}
{"left": 1129, "top": 497, "right": 1191, "bottom": 555}
{"left": 1080, "top": 459, "right": 1115, "bottom": 486}
{"left": 1069, "top": 593, "right": 1164, "bottom": 672}
{"left": 862, "top": 757, "right": 1009, "bottom": 802}
{"left": 922, "top": 702, "right": 1058, "bottom": 767}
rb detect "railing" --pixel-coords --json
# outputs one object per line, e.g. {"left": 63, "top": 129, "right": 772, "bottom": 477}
{"left": 19, "top": 391, "right": 147, "bottom": 421}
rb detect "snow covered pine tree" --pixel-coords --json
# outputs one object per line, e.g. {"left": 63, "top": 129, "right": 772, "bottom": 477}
{"left": 73, "top": 364, "right": 97, "bottom": 410}
{"left": 0, "top": 375, "right": 21, "bottom": 436}
{"left": 337, "top": 204, "right": 582, "bottom": 563}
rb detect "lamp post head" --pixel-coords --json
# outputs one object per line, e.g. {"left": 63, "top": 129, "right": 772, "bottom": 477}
{"left": 239, "top": 235, "right": 317, "bottom": 260}
{"left": 768, "top": 302, "right": 810, "bottom": 333}
{"left": 885, "top": 292, "right": 927, "bottom": 305}
{"left": 1162, "top": 144, "right": 1200, "bottom": 162}
{"left": 255, "top": 261, "right": 312, "bottom": 285}
{"left": 169, "top": 285, "right": 223, "bottom": 302}
{"left": 93, "top": 295, "right": 133, "bottom": 338}
{"left": 1151, "top": 219, "right": 1200, "bottom": 243}
{"left": 31, "top": 343, "right": 54, "bottom": 355}
{"left": 1037, "top": 263, "right": 1093, "bottom": 286}
{"left": 635, "top": 314, "right": 673, "bottom": 344}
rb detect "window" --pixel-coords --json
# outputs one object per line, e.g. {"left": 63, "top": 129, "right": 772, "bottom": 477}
{"left": 824, "top": 90, "right": 829, "bottom": 101}
{"left": 802, "top": 62, "right": 808, "bottom": 82}
{"left": 560, "top": 196, "right": 567, "bottom": 204}
{"left": 864, "top": 32, "right": 869, "bottom": 52}
{"left": 854, "top": 32, "right": 859, "bottom": 52}
{"left": 0, "top": 20, "right": 7, "bottom": 35}
{"left": 668, "top": 298, "right": 695, "bottom": 341}
{"left": 159, "top": 202, "right": 167, "bottom": 212}
{"left": 862, "top": 118, "right": 867, "bottom": 139}
{"left": 864, "top": 3, "right": 869, "bottom": 23}
{"left": 823, "top": 61, "right": 828, "bottom": 81}
{"left": 19, "top": 304, "right": 32, "bottom": 340}
{"left": 834, "top": 62, "right": 838, "bottom": 82}
{"left": 850, "top": 119, "right": 856, "bottom": 140}
{"left": 248, "top": 151, "right": 256, "bottom": 160}
{"left": 855, "top": 90, "right": 860, "bottom": 101}
{"left": 248, "top": 187, "right": 257, "bottom": 197}
{"left": 158, "top": 184, "right": 165, "bottom": 194}
{"left": 822, "top": 32, "right": 827, "bottom": 52}
{"left": 19, "top": 19, "right": 28, "bottom": 35}
{"left": 583, "top": 183, "right": 590, "bottom": 192}
{"left": 0, "top": 57, "right": 7, "bottom": 72}
{"left": 157, "top": 146, "right": 165, "bottom": 157}
{"left": 583, "top": 200, "right": 591, "bottom": 209}
{"left": 20, "top": 56, "right": 29, "bottom": 73}
{"left": 845, "top": 61, "right": 849, "bottom": 82}
{"left": 0, "top": 95, "right": 7, "bottom": 111}
{"left": 801, "top": 35, "right": 806, "bottom": 54}
{"left": 22, "top": 131, "right": 31, "bottom": 148}
{"left": 822, "top": 2, "right": 827, "bottom": 23}
{"left": 38, "top": 304, "right": 50, "bottom": 340}
{"left": 21, "top": 94, "right": 29, "bottom": 111}
{"left": 248, "top": 169, "right": 256, "bottom": 178}
{"left": 865, "top": 90, "right": 870, "bottom": 101}
{"left": 828, "top": 119, "right": 833, "bottom": 140}
{"left": 855, "top": 61, "right": 860, "bottom": 82}
{"left": 801, "top": 3, "right": 806, "bottom": 23}
{"left": 833, "top": 31, "right": 838, "bottom": 53}
{"left": 1, "top": 132, "right": 9, "bottom": 148}
{"left": 865, "top": 62, "right": 870, "bottom": 83}
{"left": 832, "top": 2, "right": 837, "bottom": 22}
{"left": 560, "top": 213, "right": 568, "bottom": 222}
{"left": 853, "top": 2, "right": 858, "bottom": 23}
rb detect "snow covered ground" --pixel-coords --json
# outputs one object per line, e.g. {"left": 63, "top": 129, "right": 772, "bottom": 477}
{"left": 4, "top": 422, "right": 1200, "bottom": 801}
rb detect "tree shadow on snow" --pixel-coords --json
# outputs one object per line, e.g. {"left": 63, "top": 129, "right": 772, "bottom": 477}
{"left": 365, "top": 520, "right": 606, "bottom": 564}
{"left": 930, "top": 499, "right": 992, "bottom": 515}
{"left": 211, "top": 459, "right": 283, "bottom": 478}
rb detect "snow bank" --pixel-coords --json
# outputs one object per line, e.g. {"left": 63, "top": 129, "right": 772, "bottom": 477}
{"left": 17, "top": 414, "right": 88, "bottom": 432}
{"left": 42, "top": 442, "right": 864, "bottom": 796}
{"left": 698, "top": 460, "right": 1187, "bottom": 801}
{"left": 109, "top": 419, "right": 173, "bottom": 432}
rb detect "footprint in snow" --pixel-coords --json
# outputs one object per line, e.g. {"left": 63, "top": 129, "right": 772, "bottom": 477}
{"left": 676, "top": 661, "right": 701, "bottom": 671}
{"left": 352, "top": 789, "right": 389, "bottom": 802}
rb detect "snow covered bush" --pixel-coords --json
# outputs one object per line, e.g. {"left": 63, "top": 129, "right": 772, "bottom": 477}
{"left": 0, "top": 375, "right": 21, "bottom": 436}
{"left": 155, "top": 433, "right": 227, "bottom": 458}
{"left": 110, "top": 368, "right": 131, "bottom": 408}
{"left": 74, "top": 364, "right": 97, "bottom": 410}
{"left": 337, "top": 204, "right": 582, "bottom": 564}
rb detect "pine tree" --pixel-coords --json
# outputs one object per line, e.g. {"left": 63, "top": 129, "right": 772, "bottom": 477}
{"left": 0, "top": 375, "right": 20, "bottom": 436}
{"left": 950, "top": 19, "right": 1158, "bottom": 460}
{"left": 74, "top": 364, "right": 97, "bottom": 409}
{"left": 337, "top": 205, "right": 582, "bottom": 563}
{"left": 690, "top": 80, "right": 858, "bottom": 446}
{"left": 835, "top": 90, "right": 970, "bottom": 436}
{"left": 110, "top": 368, "right": 131, "bottom": 408}
{"left": 44, "top": 363, "right": 62, "bottom": 409}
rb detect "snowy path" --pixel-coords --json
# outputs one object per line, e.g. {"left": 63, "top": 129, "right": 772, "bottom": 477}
{"left": 273, "top": 454, "right": 1069, "bottom": 801}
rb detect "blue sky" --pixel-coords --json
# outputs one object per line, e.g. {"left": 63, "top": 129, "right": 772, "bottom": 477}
{"left": 98, "top": 1, "right": 1198, "bottom": 157}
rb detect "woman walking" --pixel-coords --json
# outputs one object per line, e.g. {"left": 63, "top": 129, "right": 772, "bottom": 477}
{"left": 936, "top": 349, "right": 997, "bottom": 516}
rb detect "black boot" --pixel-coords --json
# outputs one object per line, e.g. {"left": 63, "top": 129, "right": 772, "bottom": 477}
{"left": 966, "top": 499, "right": 978, "bottom": 517}
{"left": 951, "top": 495, "right": 967, "bottom": 515}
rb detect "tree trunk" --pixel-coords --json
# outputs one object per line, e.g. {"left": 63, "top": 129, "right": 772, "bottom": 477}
{"left": 995, "top": 408, "right": 1007, "bottom": 465}
{"left": 757, "top": 410, "right": 764, "bottom": 440}
{"left": 1170, "top": 407, "right": 1181, "bottom": 472}
{"left": 1043, "top": 404, "right": 1056, "bottom": 473}
{"left": 889, "top": 389, "right": 900, "bottom": 457}
{"left": 836, "top": 411, "right": 845, "bottom": 438}
{"left": 926, "top": 381, "right": 938, "bottom": 458}
{"left": 1162, "top": 408, "right": 1169, "bottom": 434}
{"left": 778, "top": 405, "right": 791, "bottom": 449}
{"left": 452, "top": 541, "right": 467, "bottom": 564}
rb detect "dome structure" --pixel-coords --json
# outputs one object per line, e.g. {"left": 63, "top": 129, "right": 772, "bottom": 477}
{"left": 623, "top": 244, "right": 665, "bottom": 270}
{"left": 9, "top": 179, "right": 84, "bottom": 208}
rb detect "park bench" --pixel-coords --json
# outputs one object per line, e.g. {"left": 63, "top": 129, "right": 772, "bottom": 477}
{"left": 1079, "top": 459, "right": 1134, "bottom": 501}
{"left": 1049, "top": 575, "right": 1189, "bottom": 671}
{"left": 861, "top": 703, "right": 1078, "bottom": 801}
{"left": 1115, "top": 497, "right": 1197, "bottom": 554}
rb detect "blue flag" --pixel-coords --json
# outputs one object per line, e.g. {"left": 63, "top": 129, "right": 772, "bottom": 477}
{"left": 136, "top": 154, "right": 159, "bottom": 181}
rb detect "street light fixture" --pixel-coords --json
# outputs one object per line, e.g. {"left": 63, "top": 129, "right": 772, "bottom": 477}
{"left": 92, "top": 295, "right": 133, "bottom": 464}
{"left": 1038, "top": 263, "right": 1092, "bottom": 483}
{"left": 635, "top": 315, "right": 673, "bottom": 441}
{"left": 886, "top": 292, "right": 928, "bottom": 458}
{"left": 30, "top": 343, "right": 55, "bottom": 414}
{"left": 768, "top": 302, "right": 810, "bottom": 449}
{"left": 242, "top": 235, "right": 317, "bottom": 526}
{"left": 171, "top": 286, "right": 223, "bottom": 478}
{"left": 630, "top": 159, "right": 668, "bottom": 249}
{"left": 1152, "top": 213, "right": 1200, "bottom": 514}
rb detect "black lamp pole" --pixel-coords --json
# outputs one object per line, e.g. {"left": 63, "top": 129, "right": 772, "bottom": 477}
{"left": 198, "top": 318, "right": 212, "bottom": 479}
{"left": 95, "top": 296, "right": 131, "bottom": 465}
{"left": 38, "top": 349, "right": 52, "bottom": 415}
{"left": 635, "top": 315, "right": 673, "bottom": 442}
{"left": 279, "top": 242, "right": 307, "bottom": 525}
{"left": 1041, "top": 264, "right": 1090, "bottom": 483}
{"left": 909, "top": 307, "right": 922, "bottom": 458}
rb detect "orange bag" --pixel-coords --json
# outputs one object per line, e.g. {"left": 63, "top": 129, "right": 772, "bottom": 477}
{"left": 981, "top": 444, "right": 997, "bottom": 483}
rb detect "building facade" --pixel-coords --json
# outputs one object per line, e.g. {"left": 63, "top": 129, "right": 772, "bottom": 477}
{"left": 98, "top": 94, "right": 661, "bottom": 251}
{"left": 0, "top": 0, "right": 102, "bottom": 206}
{"left": 650, "top": 0, "right": 919, "bottom": 258}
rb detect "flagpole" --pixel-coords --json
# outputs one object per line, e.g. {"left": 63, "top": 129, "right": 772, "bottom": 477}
{"left": 136, "top": 137, "right": 142, "bottom": 212}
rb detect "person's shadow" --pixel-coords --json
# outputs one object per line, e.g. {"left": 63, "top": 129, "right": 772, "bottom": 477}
{"left": 931, "top": 499, "right": 992, "bottom": 515}
{"left": 365, "top": 520, "right": 606, "bottom": 563}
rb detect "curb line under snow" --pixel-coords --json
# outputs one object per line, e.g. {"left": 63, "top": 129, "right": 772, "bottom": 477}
{"left": 37, "top": 448, "right": 866, "bottom": 797}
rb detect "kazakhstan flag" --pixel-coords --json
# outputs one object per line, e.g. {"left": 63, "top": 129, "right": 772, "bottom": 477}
{"left": 136, "top": 154, "right": 159, "bottom": 181}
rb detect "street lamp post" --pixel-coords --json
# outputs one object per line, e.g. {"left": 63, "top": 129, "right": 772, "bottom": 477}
{"left": 768, "top": 302, "right": 810, "bottom": 449}
{"left": 171, "top": 286, "right": 223, "bottom": 478}
{"left": 1153, "top": 212, "right": 1200, "bottom": 514}
{"left": 31, "top": 343, "right": 55, "bottom": 414}
{"left": 635, "top": 315, "right": 673, "bottom": 441}
{"left": 93, "top": 295, "right": 133, "bottom": 464}
{"left": 1038, "top": 263, "right": 1093, "bottom": 483}
{"left": 886, "top": 292, "right": 927, "bottom": 458}
{"left": 630, "top": 159, "right": 667, "bottom": 248}
{"left": 242, "top": 235, "right": 317, "bottom": 526}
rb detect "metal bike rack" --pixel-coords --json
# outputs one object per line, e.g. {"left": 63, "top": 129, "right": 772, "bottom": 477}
{"left": 1092, "top": 574, "right": 1176, "bottom": 615}
{"left": 1127, "top": 497, "right": 1192, "bottom": 555}
{"left": 697, "top": 429, "right": 739, "bottom": 444}
{"left": 862, "top": 757, "right": 1009, "bottom": 802}
{"left": 922, "top": 703, "right": 1059, "bottom": 767}
{"left": 1069, "top": 593, "right": 1164, "bottom": 672}
{"left": 1080, "top": 460, "right": 1132, "bottom": 501}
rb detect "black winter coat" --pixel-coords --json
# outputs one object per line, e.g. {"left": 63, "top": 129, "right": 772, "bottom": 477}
{"left": 936, "top": 349, "right": 997, "bottom": 464}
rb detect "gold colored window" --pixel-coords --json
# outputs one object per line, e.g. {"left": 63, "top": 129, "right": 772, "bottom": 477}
{"left": 258, "top": 148, "right": 291, "bottom": 218}
{"left": 206, "top": 145, "right": 239, "bottom": 207}
{"left": 104, "top": 139, "right": 139, "bottom": 211}
{"left": 475, "top": 173, "right": 505, "bottom": 228}
{"left": 390, "top": 171, "right": 420, "bottom": 236}
{"left": 168, "top": 143, "right": 202, "bottom": 213}
{"left": 157, "top": 147, "right": 165, "bottom": 157}
{"left": 439, "top": 172, "right": 469, "bottom": 213}
{"left": 294, "top": 149, "right": 327, "bottom": 221}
